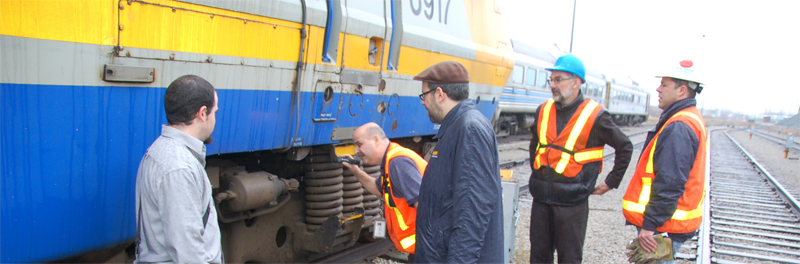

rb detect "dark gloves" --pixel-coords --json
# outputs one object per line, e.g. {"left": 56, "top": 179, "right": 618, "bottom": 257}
{"left": 626, "top": 234, "right": 674, "bottom": 264}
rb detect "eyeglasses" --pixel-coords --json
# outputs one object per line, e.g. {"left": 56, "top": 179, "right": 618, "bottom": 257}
{"left": 419, "top": 89, "right": 435, "bottom": 100}
{"left": 546, "top": 76, "right": 578, "bottom": 85}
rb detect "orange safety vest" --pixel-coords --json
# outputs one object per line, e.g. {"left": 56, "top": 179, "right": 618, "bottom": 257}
{"left": 382, "top": 142, "right": 426, "bottom": 253}
{"left": 622, "top": 107, "right": 707, "bottom": 233}
{"left": 533, "top": 99, "right": 605, "bottom": 177}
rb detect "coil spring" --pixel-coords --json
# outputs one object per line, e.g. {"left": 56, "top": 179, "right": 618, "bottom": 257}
{"left": 361, "top": 165, "right": 382, "bottom": 217}
{"left": 340, "top": 168, "right": 364, "bottom": 214}
{"left": 304, "top": 153, "right": 344, "bottom": 231}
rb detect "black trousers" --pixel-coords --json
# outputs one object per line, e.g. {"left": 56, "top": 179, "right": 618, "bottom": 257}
{"left": 529, "top": 199, "right": 589, "bottom": 264}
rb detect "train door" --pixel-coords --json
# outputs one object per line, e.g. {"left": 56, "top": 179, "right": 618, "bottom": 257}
{"left": 310, "top": 0, "right": 346, "bottom": 124}
{"left": 340, "top": 0, "right": 393, "bottom": 126}
{"left": 311, "top": 0, "right": 391, "bottom": 135}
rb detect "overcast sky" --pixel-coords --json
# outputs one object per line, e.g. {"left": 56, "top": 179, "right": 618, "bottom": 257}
{"left": 503, "top": 0, "right": 800, "bottom": 116}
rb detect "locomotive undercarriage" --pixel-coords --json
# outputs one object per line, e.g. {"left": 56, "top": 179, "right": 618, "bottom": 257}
{"left": 204, "top": 145, "right": 385, "bottom": 263}
{"left": 107, "top": 138, "right": 439, "bottom": 263}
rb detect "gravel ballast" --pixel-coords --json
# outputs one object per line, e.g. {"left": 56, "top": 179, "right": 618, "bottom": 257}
{"left": 379, "top": 127, "right": 799, "bottom": 263}
{"left": 511, "top": 128, "right": 799, "bottom": 263}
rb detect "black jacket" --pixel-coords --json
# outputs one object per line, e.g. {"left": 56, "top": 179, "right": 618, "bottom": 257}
{"left": 528, "top": 93, "right": 633, "bottom": 205}
{"left": 416, "top": 100, "right": 504, "bottom": 264}
{"left": 639, "top": 98, "right": 700, "bottom": 242}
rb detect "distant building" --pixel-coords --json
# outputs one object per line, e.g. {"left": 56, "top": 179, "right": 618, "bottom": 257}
{"left": 778, "top": 113, "right": 800, "bottom": 130}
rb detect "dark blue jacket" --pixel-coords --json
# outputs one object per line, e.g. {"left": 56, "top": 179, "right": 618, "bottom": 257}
{"left": 416, "top": 100, "right": 504, "bottom": 264}
{"left": 639, "top": 98, "right": 700, "bottom": 243}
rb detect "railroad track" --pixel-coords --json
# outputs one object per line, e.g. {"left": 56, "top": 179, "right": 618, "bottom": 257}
{"left": 312, "top": 239, "right": 396, "bottom": 263}
{"left": 690, "top": 130, "right": 800, "bottom": 264}
{"left": 751, "top": 129, "right": 800, "bottom": 154}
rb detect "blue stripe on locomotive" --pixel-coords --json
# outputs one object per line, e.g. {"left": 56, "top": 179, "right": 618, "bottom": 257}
{"left": 0, "top": 83, "right": 497, "bottom": 262}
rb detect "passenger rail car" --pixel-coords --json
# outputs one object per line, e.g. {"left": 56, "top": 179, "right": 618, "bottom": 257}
{"left": 581, "top": 71, "right": 650, "bottom": 126}
{"left": 493, "top": 39, "right": 554, "bottom": 136}
{"left": 494, "top": 41, "right": 649, "bottom": 135}
{"left": 603, "top": 77, "right": 649, "bottom": 126}
{"left": 0, "top": 0, "right": 513, "bottom": 262}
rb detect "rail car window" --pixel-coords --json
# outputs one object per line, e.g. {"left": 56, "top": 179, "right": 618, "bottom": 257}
{"left": 512, "top": 65, "right": 523, "bottom": 84}
{"left": 537, "top": 71, "right": 548, "bottom": 88}
{"left": 526, "top": 68, "right": 537, "bottom": 86}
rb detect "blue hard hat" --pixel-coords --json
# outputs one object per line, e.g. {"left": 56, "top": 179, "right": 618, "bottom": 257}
{"left": 546, "top": 54, "right": 585, "bottom": 84}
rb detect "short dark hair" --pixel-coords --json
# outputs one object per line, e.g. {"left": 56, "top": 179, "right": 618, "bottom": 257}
{"left": 428, "top": 82, "right": 469, "bottom": 101}
{"left": 673, "top": 79, "right": 697, "bottom": 98}
{"left": 164, "top": 75, "right": 216, "bottom": 126}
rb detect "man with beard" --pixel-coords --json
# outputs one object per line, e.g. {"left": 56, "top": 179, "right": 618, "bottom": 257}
{"left": 413, "top": 61, "right": 504, "bottom": 263}
{"left": 528, "top": 54, "right": 633, "bottom": 263}
{"left": 134, "top": 75, "right": 222, "bottom": 264}
{"left": 622, "top": 60, "right": 707, "bottom": 264}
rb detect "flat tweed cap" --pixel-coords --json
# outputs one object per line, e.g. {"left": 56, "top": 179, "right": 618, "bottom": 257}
{"left": 413, "top": 61, "right": 470, "bottom": 84}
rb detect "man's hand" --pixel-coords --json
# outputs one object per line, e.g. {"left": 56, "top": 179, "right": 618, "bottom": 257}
{"left": 592, "top": 182, "right": 611, "bottom": 195}
{"left": 338, "top": 154, "right": 363, "bottom": 173}
{"left": 627, "top": 234, "right": 673, "bottom": 263}
{"left": 637, "top": 229, "right": 658, "bottom": 252}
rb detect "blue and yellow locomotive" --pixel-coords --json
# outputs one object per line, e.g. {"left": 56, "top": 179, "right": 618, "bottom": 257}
{"left": 0, "top": 0, "right": 513, "bottom": 262}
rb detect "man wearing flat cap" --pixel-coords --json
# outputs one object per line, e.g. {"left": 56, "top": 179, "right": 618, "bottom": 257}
{"left": 413, "top": 61, "right": 504, "bottom": 264}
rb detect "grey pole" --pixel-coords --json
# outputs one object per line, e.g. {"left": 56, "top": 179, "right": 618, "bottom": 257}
{"left": 569, "top": 0, "right": 577, "bottom": 53}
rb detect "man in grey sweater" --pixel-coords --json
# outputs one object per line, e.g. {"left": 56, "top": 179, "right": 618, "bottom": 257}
{"left": 135, "top": 75, "right": 222, "bottom": 264}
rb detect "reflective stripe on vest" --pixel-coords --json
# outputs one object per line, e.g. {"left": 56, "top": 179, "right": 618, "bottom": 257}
{"left": 534, "top": 99, "right": 604, "bottom": 176}
{"left": 384, "top": 192, "right": 409, "bottom": 231}
{"left": 646, "top": 112, "right": 706, "bottom": 174}
{"left": 622, "top": 107, "right": 707, "bottom": 233}
{"left": 382, "top": 142, "right": 425, "bottom": 254}
{"left": 621, "top": 177, "right": 705, "bottom": 220}
{"left": 538, "top": 100, "right": 555, "bottom": 146}
{"left": 400, "top": 234, "right": 416, "bottom": 249}
{"left": 574, "top": 148, "right": 604, "bottom": 162}
{"left": 555, "top": 100, "right": 600, "bottom": 172}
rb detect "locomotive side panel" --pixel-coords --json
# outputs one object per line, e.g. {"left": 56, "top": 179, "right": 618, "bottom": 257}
{"left": 0, "top": 0, "right": 514, "bottom": 262}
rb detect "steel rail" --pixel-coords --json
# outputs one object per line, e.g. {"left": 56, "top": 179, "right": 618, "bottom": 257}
{"left": 694, "top": 130, "right": 800, "bottom": 263}
{"left": 312, "top": 239, "right": 395, "bottom": 263}
{"left": 751, "top": 129, "right": 800, "bottom": 152}
{"left": 696, "top": 128, "right": 717, "bottom": 264}
{"left": 725, "top": 131, "right": 800, "bottom": 215}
